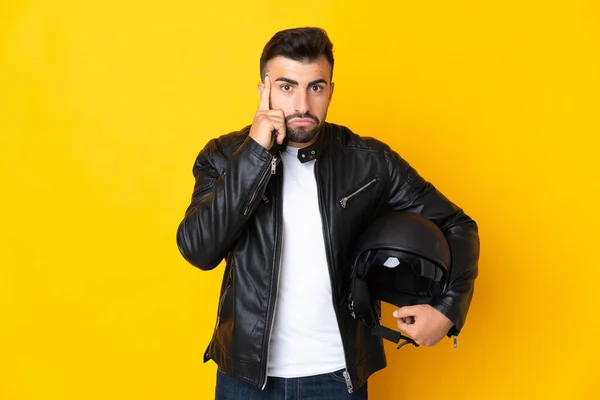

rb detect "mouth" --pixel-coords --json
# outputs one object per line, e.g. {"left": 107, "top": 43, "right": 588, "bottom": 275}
{"left": 287, "top": 118, "right": 317, "bottom": 127}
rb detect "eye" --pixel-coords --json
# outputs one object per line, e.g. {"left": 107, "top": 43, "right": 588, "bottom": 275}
{"left": 311, "top": 85, "right": 324, "bottom": 92}
{"left": 281, "top": 85, "right": 292, "bottom": 92}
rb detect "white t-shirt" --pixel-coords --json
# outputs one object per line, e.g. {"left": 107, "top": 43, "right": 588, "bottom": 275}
{"left": 266, "top": 146, "right": 346, "bottom": 378}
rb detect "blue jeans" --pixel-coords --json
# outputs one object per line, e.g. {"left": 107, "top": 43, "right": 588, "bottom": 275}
{"left": 215, "top": 368, "right": 368, "bottom": 400}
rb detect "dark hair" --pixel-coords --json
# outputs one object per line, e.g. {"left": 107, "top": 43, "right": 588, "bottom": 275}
{"left": 259, "top": 27, "right": 334, "bottom": 80}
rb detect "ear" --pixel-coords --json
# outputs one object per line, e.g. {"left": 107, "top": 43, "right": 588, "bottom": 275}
{"left": 329, "top": 82, "right": 335, "bottom": 103}
{"left": 257, "top": 82, "right": 264, "bottom": 97}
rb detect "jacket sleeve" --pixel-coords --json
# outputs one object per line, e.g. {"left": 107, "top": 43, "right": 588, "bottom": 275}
{"left": 176, "top": 135, "right": 275, "bottom": 270}
{"left": 384, "top": 148, "right": 480, "bottom": 336}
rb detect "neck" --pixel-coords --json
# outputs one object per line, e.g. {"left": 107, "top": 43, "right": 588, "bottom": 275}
{"left": 287, "top": 133, "right": 320, "bottom": 149}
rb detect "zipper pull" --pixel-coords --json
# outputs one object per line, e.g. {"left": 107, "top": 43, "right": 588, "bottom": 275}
{"left": 453, "top": 334, "right": 458, "bottom": 348}
{"left": 271, "top": 157, "right": 277, "bottom": 174}
{"left": 339, "top": 197, "right": 348, "bottom": 208}
{"left": 349, "top": 300, "right": 356, "bottom": 319}
{"left": 343, "top": 370, "right": 354, "bottom": 393}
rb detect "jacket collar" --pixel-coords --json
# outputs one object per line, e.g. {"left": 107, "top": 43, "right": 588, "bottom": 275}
{"left": 295, "top": 123, "right": 330, "bottom": 163}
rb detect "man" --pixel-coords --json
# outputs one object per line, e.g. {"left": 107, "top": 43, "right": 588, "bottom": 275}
{"left": 176, "top": 27, "right": 479, "bottom": 399}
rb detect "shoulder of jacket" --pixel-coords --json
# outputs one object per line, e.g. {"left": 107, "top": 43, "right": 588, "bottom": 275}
{"left": 327, "top": 122, "right": 392, "bottom": 155}
{"left": 198, "top": 125, "right": 251, "bottom": 158}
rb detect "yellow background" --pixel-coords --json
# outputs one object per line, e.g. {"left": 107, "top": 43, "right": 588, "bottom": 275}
{"left": 1, "top": 0, "right": 599, "bottom": 399}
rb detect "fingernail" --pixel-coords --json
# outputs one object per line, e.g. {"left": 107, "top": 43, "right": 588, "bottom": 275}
{"left": 393, "top": 311, "right": 398, "bottom": 318}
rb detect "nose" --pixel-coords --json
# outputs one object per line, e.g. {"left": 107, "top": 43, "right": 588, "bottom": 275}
{"left": 293, "top": 90, "right": 309, "bottom": 115}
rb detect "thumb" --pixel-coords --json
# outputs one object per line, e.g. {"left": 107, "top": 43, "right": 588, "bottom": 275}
{"left": 392, "top": 306, "right": 418, "bottom": 319}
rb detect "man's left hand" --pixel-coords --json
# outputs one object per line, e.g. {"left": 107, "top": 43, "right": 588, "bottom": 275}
{"left": 393, "top": 305, "right": 454, "bottom": 346}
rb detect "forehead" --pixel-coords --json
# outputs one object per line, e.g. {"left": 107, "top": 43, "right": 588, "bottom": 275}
{"left": 265, "top": 55, "right": 332, "bottom": 83}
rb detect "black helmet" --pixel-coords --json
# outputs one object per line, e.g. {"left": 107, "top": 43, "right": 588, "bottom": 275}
{"left": 348, "top": 211, "right": 451, "bottom": 349}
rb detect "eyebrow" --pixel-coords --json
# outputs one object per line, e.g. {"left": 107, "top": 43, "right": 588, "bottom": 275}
{"left": 274, "top": 77, "right": 328, "bottom": 86}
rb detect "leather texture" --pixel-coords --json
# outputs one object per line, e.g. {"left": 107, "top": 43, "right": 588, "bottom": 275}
{"left": 176, "top": 122, "right": 480, "bottom": 390}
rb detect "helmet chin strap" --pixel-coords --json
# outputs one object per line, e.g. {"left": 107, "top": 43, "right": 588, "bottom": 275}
{"left": 367, "top": 322, "right": 419, "bottom": 349}
{"left": 349, "top": 249, "right": 440, "bottom": 350}
{"left": 397, "top": 337, "right": 418, "bottom": 349}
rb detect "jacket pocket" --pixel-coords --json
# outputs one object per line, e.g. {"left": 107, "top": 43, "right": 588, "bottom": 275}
{"left": 339, "top": 177, "right": 378, "bottom": 209}
{"left": 243, "top": 157, "right": 277, "bottom": 215}
{"left": 216, "top": 285, "right": 231, "bottom": 328}
{"left": 215, "top": 267, "right": 234, "bottom": 328}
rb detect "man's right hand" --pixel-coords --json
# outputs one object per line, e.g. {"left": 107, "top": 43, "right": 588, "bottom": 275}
{"left": 249, "top": 75, "right": 286, "bottom": 150}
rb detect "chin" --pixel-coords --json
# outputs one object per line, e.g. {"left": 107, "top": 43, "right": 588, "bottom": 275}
{"left": 286, "top": 125, "right": 321, "bottom": 144}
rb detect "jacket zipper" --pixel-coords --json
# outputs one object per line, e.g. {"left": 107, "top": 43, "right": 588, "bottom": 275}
{"left": 260, "top": 155, "right": 283, "bottom": 390}
{"left": 315, "top": 159, "right": 354, "bottom": 394}
{"left": 243, "top": 157, "right": 277, "bottom": 216}
{"left": 261, "top": 231, "right": 283, "bottom": 390}
{"left": 339, "top": 177, "right": 378, "bottom": 209}
{"left": 343, "top": 371, "right": 354, "bottom": 392}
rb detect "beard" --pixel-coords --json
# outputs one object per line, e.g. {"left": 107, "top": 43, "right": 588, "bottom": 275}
{"left": 285, "top": 113, "right": 322, "bottom": 143}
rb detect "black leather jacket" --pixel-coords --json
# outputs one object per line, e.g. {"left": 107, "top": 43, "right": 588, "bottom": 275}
{"left": 176, "top": 122, "right": 480, "bottom": 392}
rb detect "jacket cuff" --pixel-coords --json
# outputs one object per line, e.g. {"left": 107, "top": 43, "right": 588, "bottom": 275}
{"left": 431, "top": 298, "right": 461, "bottom": 337}
{"left": 238, "top": 135, "right": 272, "bottom": 162}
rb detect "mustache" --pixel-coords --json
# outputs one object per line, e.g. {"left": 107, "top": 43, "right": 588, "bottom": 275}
{"left": 285, "top": 113, "right": 319, "bottom": 124}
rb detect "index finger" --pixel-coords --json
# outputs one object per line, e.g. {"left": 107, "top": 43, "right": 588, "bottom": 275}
{"left": 258, "top": 75, "right": 271, "bottom": 110}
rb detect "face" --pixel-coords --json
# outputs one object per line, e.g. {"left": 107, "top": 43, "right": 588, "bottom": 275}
{"left": 259, "top": 55, "right": 334, "bottom": 146}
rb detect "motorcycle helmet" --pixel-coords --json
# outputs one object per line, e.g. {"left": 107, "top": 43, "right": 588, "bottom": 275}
{"left": 348, "top": 211, "right": 451, "bottom": 349}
